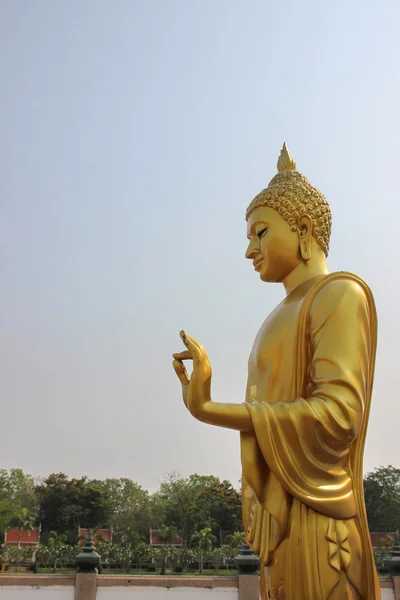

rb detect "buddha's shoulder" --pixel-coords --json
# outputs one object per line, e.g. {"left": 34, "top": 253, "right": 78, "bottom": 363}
{"left": 310, "top": 272, "right": 373, "bottom": 311}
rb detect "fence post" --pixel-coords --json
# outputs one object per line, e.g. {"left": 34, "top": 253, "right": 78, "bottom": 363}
{"left": 384, "top": 535, "right": 400, "bottom": 600}
{"left": 75, "top": 532, "right": 100, "bottom": 600}
{"left": 235, "top": 545, "right": 260, "bottom": 600}
{"left": 75, "top": 572, "right": 97, "bottom": 600}
{"left": 393, "top": 577, "right": 400, "bottom": 600}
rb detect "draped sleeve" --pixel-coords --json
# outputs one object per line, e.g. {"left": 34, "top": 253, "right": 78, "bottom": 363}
{"left": 245, "top": 277, "right": 374, "bottom": 519}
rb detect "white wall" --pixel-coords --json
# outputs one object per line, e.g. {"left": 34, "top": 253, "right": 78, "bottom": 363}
{"left": 97, "top": 587, "right": 238, "bottom": 599}
{"left": 0, "top": 582, "right": 393, "bottom": 599}
{"left": 0, "top": 587, "right": 74, "bottom": 599}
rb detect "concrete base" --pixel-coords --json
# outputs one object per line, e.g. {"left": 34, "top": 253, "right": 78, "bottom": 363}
{"left": 75, "top": 572, "right": 97, "bottom": 600}
{"left": 238, "top": 574, "right": 259, "bottom": 600}
{"left": 394, "top": 576, "right": 400, "bottom": 600}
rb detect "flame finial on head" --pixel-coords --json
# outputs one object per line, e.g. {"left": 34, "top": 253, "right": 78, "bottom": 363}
{"left": 277, "top": 142, "right": 296, "bottom": 172}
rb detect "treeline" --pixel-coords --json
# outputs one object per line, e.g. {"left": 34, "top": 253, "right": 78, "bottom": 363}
{"left": 0, "top": 470, "right": 242, "bottom": 547}
{"left": 1, "top": 465, "right": 399, "bottom": 548}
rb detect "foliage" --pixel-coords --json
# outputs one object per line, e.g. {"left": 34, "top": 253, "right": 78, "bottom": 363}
{"left": 0, "top": 470, "right": 38, "bottom": 556}
{"left": 0, "top": 501, "right": 14, "bottom": 550}
{"left": 152, "top": 472, "right": 242, "bottom": 547}
{"left": 36, "top": 540, "right": 76, "bottom": 571}
{"left": 11, "top": 507, "right": 36, "bottom": 546}
{"left": 3, "top": 464, "right": 400, "bottom": 577}
{"left": 191, "top": 527, "right": 217, "bottom": 573}
{"left": 226, "top": 531, "right": 245, "bottom": 549}
{"left": 3, "top": 545, "right": 31, "bottom": 570}
{"left": 36, "top": 542, "right": 75, "bottom": 571}
{"left": 45, "top": 531, "right": 68, "bottom": 572}
{"left": 176, "top": 547, "right": 196, "bottom": 571}
{"left": 222, "top": 545, "right": 238, "bottom": 570}
{"left": 0, "top": 469, "right": 38, "bottom": 517}
{"left": 364, "top": 465, "right": 400, "bottom": 532}
{"left": 152, "top": 472, "right": 197, "bottom": 546}
{"left": 156, "top": 525, "right": 177, "bottom": 574}
{"left": 95, "top": 542, "right": 119, "bottom": 569}
{"left": 94, "top": 478, "right": 151, "bottom": 543}
{"left": 150, "top": 545, "right": 177, "bottom": 574}
{"left": 36, "top": 473, "right": 112, "bottom": 544}
{"left": 132, "top": 541, "right": 152, "bottom": 569}
{"left": 206, "top": 547, "right": 224, "bottom": 572}
{"left": 373, "top": 536, "right": 392, "bottom": 571}
{"left": 194, "top": 476, "right": 242, "bottom": 542}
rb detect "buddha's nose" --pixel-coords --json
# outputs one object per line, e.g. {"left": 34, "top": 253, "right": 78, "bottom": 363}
{"left": 245, "top": 241, "right": 258, "bottom": 260}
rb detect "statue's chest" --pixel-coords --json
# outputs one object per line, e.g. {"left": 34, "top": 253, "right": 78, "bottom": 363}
{"left": 248, "top": 299, "right": 304, "bottom": 388}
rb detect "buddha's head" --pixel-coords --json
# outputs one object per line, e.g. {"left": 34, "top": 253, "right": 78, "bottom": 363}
{"left": 245, "top": 144, "right": 332, "bottom": 283}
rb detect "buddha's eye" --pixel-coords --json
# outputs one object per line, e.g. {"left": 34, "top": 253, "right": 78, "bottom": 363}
{"left": 256, "top": 227, "right": 268, "bottom": 239}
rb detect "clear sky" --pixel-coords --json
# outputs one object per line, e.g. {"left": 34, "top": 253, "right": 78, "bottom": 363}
{"left": 1, "top": 0, "right": 399, "bottom": 492}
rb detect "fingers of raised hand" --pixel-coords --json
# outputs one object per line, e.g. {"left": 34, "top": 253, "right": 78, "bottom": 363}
{"left": 180, "top": 330, "right": 204, "bottom": 364}
{"left": 172, "top": 359, "right": 190, "bottom": 385}
{"left": 172, "top": 351, "right": 192, "bottom": 361}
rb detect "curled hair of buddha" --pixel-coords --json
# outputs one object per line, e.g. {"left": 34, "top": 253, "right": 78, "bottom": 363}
{"left": 245, "top": 143, "right": 332, "bottom": 257}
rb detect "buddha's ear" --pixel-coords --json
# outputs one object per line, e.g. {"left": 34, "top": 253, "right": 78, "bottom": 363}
{"left": 297, "top": 214, "right": 313, "bottom": 261}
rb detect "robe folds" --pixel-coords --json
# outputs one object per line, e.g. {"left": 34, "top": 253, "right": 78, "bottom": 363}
{"left": 241, "top": 272, "right": 380, "bottom": 600}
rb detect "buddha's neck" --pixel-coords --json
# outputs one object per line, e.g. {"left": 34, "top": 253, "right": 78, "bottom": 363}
{"left": 283, "top": 254, "right": 329, "bottom": 296}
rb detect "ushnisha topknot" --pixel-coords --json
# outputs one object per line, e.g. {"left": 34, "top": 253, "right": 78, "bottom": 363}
{"left": 245, "top": 143, "right": 332, "bottom": 257}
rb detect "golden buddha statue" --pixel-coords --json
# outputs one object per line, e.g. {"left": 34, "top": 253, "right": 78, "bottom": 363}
{"left": 172, "top": 144, "right": 380, "bottom": 600}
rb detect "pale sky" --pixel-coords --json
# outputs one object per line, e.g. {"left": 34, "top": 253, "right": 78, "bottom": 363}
{"left": 1, "top": 0, "right": 399, "bottom": 492}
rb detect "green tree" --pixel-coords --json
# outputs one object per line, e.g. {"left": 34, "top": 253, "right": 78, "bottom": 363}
{"left": 95, "top": 542, "right": 120, "bottom": 570}
{"left": 157, "top": 524, "right": 176, "bottom": 575}
{"left": 152, "top": 473, "right": 241, "bottom": 547}
{"left": 150, "top": 545, "right": 176, "bottom": 575}
{"left": 0, "top": 501, "right": 13, "bottom": 556}
{"left": 222, "top": 545, "right": 237, "bottom": 570}
{"left": 191, "top": 527, "right": 217, "bottom": 573}
{"left": 226, "top": 531, "right": 245, "bottom": 549}
{"left": 118, "top": 544, "right": 133, "bottom": 572}
{"left": 373, "top": 536, "right": 392, "bottom": 571}
{"left": 364, "top": 465, "right": 400, "bottom": 532}
{"left": 177, "top": 547, "right": 196, "bottom": 572}
{"left": 4, "top": 545, "right": 30, "bottom": 571}
{"left": 11, "top": 507, "right": 35, "bottom": 547}
{"left": 58, "top": 543, "right": 77, "bottom": 570}
{"left": 95, "top": 478, "right": 151, "bottom": 542}
{"left": 132, "top": 541, "right": 152, "bottom": 571}
{"left": 0, "top": 469, "right": 38, "bottom": 517}
{"left": 195, "top": 476, "right": 242, "bottom": 543}
{"left": 152, "top": 473, "right": 196, "bottom": 546}
{"left": 47, "top": 531, "right": 68, "bottom": 572}
{"left": 115, "top": 528, "right": 146, "bottom": 572}
{"left": 37, "top": 473, "right": 112, "bottom": 544}
{"left": 207, "top": 547, "right": 224, "bottom": 573}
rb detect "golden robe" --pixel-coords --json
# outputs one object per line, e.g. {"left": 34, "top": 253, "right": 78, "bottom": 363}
{"left": 241, "top": 273, "right": 380, "bottom": 600}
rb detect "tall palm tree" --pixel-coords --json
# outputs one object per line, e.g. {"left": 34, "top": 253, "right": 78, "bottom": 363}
{"left": 191, "top": 527, "right": 217, "bottom": 574}
{"left": 13, "top": 508, "right": 35, "bottom": 547}
{"left": 157, "top": 525, "right": 176, "bottom": 575}
{"left": 226, "top": 531, "right": 245, "bottom": 549}
{"left": 47, "top": 531, "right": 68, "bottom": 572}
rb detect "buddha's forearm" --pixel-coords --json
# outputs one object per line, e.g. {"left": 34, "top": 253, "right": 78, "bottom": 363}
{"left": 192, "top": 401, "right": 253, "bottom": 432}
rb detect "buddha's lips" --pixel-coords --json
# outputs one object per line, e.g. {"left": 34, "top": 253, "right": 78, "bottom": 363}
{"left": 253, "top": 258, "right": 263, "bottom": 271}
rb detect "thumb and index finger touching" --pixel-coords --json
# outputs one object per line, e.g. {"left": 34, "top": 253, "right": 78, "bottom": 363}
{"left": 172, "top": 331, "right": 192, "bottom": 385}
{"left": 172, "top": 330, "right": 203, "bottom": 385}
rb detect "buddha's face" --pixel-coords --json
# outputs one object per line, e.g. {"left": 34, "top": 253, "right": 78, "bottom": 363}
{"left": 245, "top": 206, "right": 301, "bottom": 283}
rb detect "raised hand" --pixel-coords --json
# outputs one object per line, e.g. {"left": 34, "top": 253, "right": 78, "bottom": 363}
{"left": 172, "top": 330, "right": 212, "bottom": 418}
